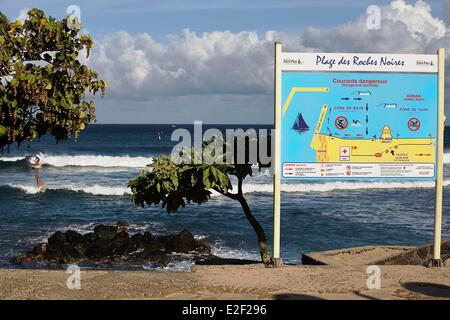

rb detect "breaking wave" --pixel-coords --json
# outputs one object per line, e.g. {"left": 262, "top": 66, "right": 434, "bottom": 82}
{"left": 8, "top": 184, "right": 132, "bottom": 196}
{"left": 0, "top": 153, "right": 152, "bottom": 168}
{"left": 4, "top": 179, "right": 449, "bottom": 196}
{"left": 239, "top": 180, "right": 450, "bottom": 193}
{"left": 1, "top": 152, "right": 450, "bottom": 169}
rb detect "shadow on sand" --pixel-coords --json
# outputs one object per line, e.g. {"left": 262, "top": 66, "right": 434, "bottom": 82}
{"left": 196, "top": 258, "right": 260, "bottom": 266}
{"left": 274, "top": 293, "right": 325, "bottom": 300}
{"left": 402, "top": 282, "right": 450, "bottom": 298}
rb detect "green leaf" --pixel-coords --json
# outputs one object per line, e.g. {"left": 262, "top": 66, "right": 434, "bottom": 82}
{"left": 162, "top": 180, "right": 171, "bottom": 191}
{"left": 0, "top": 125, "right": 7, "bottom": 136}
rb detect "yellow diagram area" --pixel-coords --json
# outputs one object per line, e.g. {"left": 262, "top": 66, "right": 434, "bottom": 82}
{"left": 282, "top": 87, "right": 329, "bottom": 116}
{"left": 310, "top": 105, "right": 435, "bottom": 163}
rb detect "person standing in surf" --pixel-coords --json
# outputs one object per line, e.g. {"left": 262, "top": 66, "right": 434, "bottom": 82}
{"left": 33, "top": 155, "right": 41, "bottom": 168}
{"left": 35, "top": 175, "right": 45, "bottom": 192}
{"left": 30, "top": 155, "right": 45, "bottom": 191}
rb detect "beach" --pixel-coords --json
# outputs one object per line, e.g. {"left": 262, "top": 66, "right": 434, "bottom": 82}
{"left": 0, "top": 264, "right": 449, "bottom": 300}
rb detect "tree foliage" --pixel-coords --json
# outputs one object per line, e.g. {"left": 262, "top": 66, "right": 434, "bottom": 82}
{"left": 0, "top": 9, "right": 107, "bottom": 150}
{"left": 128, "top": 145, "right": 271, "bottom": 264}
{"left": 129, "top": 155, "right": 238, "bottom": 213}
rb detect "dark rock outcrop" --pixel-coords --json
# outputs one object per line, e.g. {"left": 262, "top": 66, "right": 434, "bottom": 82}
{"left": 93, "top": 225, "right": 117, "bottom": 241}
{"left": 11, "top": 222, "right": 213, "bottom": 266}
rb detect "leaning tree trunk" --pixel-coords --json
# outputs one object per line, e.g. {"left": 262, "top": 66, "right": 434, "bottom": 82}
{"left": 237, "top": 194, "right": 271, "bottom": 265}
{"left": 216, "top": 177, "right": 271, "bottom": 265}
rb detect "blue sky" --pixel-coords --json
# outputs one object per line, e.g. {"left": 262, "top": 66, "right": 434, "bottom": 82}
{"left": 1, "top": 0, "right": 409, "bottom": 40}
{"left": 1, "top": 1, "right": 449, "bottom": 124}
{"left": 1, "top": 1, "right": 447, "bottom": 40}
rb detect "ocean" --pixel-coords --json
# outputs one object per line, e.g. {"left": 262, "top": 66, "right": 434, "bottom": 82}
{"left": 0, "top": 124, "right": 449, "bottom": 270}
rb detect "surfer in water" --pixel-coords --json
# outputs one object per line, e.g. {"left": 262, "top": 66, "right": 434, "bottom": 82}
{"left": 29, "top": 154, "right": 41, "bottom": 170}
{"left": 34, "top": 155, "right": 40, "bottom": 167}
{"left": 35, "top": 175, "right": 46, "bottom": 192}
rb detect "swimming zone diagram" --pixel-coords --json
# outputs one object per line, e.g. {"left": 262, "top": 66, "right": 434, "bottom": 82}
{"left": 281, "top": 72, "right": 438, "bottom": 180}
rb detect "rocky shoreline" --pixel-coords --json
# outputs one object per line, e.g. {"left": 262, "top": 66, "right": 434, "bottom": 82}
{"left": 11, "top": 222, "right": 214, "bottom": 267}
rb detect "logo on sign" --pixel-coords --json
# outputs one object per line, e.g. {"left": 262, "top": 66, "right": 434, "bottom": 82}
{"left": 283, "top": 58, "right": 303, "bottom": 65}
{"left": 416, "top": 60, "right": 435, "bottom": 67}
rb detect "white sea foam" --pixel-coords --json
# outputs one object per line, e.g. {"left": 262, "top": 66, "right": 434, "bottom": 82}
{"left": 65, "top": 185, "right": 132, "bottom": 196}
{"left": 143, "top": 259, "right": 195, "bottom": 272}
{"left": 240, "top": 180, "right": 450, "bottom": 193}
{"left": 6, "top": 179, "right": 450, "bottom": 196}
{"left": 2, "top": 152, "right": 450, "bottom": 167}
{"left": 208, "top": 180, "right": 450, "bottom": 196}
{"left": 211, "top": 240, "right": 260, "bottom": 261}
{"left": 0, "top": 153, "right": 152, "bottom": 168}
{"left": 61, "top": 222, "right": 164, "bottom": 234}
{"left": 0, "top": 156, "right": 26, "bottom": 162}
{"left": 10, "top": 184, "right": 42, "bottom": 194}
{"left": 9, "top": 184, "right": 132, "bottom": 195}
{"left": 36, "top": 153, "right": 152, "bottom": 168}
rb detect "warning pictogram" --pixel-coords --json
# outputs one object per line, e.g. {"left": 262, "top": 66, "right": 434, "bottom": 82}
{"left": 335, "top": 116, "right": 348, "bottom": 130}
{"left": 407, "top": 118, "right": 421, "bottom": 131}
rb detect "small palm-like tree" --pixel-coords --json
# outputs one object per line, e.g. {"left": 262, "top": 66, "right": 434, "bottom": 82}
{"left": 128, "top": 140, "right": 271, "bottom": 264}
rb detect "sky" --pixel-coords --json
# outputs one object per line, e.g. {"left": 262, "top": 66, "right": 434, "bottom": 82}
{"left": 1, "top": 0, "right": 450, "bottom": 124}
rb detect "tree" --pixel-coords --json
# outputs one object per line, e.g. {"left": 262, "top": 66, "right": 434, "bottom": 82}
{"left": 128, "top": 142, "right": 272, "bottom": 265}
{"left": 0, "top": 9, "right": 106, "bottom": 150}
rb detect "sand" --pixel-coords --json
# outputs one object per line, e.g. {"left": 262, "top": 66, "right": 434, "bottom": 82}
{"left": 301, "top": 246, "right": 414, "bottom": 266}
{"left": 0, "top": 263, "right": 449, "bottom": 300}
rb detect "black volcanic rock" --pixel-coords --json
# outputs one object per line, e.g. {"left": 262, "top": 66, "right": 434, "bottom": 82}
{"left": 47, "top": 231, "right": 66, "bottom": 254}
{"left": 82, "top": 232, "right": 96, "bottom": 245}
{"left": 111, "top": 231, "right": 130, "bottom": 255}
{"left": 167, "top": 229, "right": 197, "bottom": 253}
{"left": 11, "top": 222, "right": 213, "bottom": 266}
{"left": 64, "top": 230, "right": 83, "bottom": 245}
{"left": 94, "top": 225, "right": 117, "bottom": 241}
{"left": 86, "top": 238, "right": 113, "bottom": 259}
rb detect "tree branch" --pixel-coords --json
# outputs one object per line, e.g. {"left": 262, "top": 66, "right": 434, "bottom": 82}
{"left": 237, "top": 177, "right": 243, "bottom": 195}
{"left": 213, "top": 186, "right": 239, "bottom": 200}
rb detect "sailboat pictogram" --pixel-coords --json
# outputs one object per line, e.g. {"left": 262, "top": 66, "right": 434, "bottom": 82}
{"left": 292, "top": 112, "right": 309, "bottom": 133}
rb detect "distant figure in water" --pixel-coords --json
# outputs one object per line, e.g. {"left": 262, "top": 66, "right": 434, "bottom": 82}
{"left": 156, "top": 131, "right": 162, "bottom": 141}
{"left": 29, "top": 155, "right": 41, "bottom": 170}
{"left": 34, "top": 155, "right": 40, "bottom": 167}
{"left": 35, "top": 175, "right": 46, "bottom": 192}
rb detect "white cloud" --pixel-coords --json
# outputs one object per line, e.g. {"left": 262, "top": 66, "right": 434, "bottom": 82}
{"left": 89, "top": 0, "right": 447, "bottom": 100}
{"left": 83, "top": 0, "right": 450, "bottom": 122}
{"left": 88, "top": 29, "right": 297, "bottom": 98}
{"left": 302, "top": 0, "right": 446, "bottom": 53}
{"left": 385, "top": 0, "right": 446, "bottom": 42}
{"left": 15, "top": 7, "right": 30, "bottom": 23}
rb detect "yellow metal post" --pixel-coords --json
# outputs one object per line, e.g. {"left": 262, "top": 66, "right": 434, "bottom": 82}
{"left": 272, "top": 42, "right": 283, "bottom": 267}
{"left": 433, "top": 48, "right": 445, "bottom": 266}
